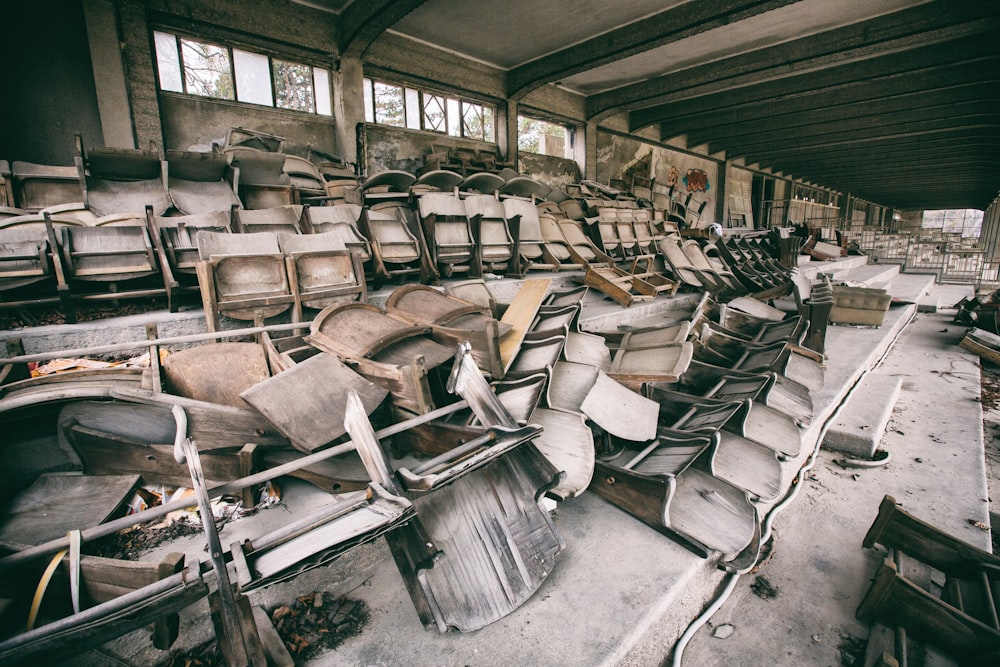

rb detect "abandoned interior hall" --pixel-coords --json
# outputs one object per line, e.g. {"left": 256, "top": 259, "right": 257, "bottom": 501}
{"left": 3, "top": 0, "right": 1000, "bottom": 665}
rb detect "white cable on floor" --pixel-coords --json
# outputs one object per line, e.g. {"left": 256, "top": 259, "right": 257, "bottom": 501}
{"left": 671, "top": 309, "right": 915, "bottom": 667}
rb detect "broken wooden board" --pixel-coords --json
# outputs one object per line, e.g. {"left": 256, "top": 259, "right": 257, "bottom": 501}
{"left": 241, "top": 352, "right": 388, "bottom": 453}
{"left": 0, "top": 473, "right": 139, "bottom": 549}
{"left": 499, "top": 278, "right": 552, "bottom": 372}
{"left": 580, "top": 370, "right": 659, "bottom": 442}
{"left": 527, "top": 407, "right": 595, "bottom": 499}
{"left": 387, "top": 444, "right": 564, "bottom": 632}
{"left": 162, "top": 342, "right": 270, "bottom": 408}
{"left": 233, "top": 484, "right": 414, "bottom": 591}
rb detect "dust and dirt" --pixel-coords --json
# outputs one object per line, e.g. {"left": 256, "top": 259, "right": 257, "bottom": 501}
{"left": 750, "top": 575, "right": 779, "bottom": 600}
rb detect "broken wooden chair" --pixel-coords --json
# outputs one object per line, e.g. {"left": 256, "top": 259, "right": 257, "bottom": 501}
{"left": 583, "top": 264, "right": 665, "bottom": 307}
{"left": 385, "top": 284, "right": 505, "bottom": 378}
{"left": 589, "top": 426, "right": 760, "bottom": 561}
{"left": 195, "top": 230, "right": 296, "bottom": 331}
{"left": 283, "top": 154, "right": 327, "bottom": 203}
{"left": 361, "top": 170, "right": 417, "bottom": 207}
{"left": 10, "top": 161, "right": 83, "bottom": 211}
{"left": 74, "top": 134, "right": 169, "bottom": 217}
{"left": 463, "top": 193, "right": 515, "bottom": 276}
{"left": 225, "top": 149, "right": 293, "bottom": 209}
{"left": 557, "top": 217, "right": 616, "bottom": 267}
{"left": 444, "top": 279, "right": 500, "bottom": 319}
{"left": 306, "top": 302, "right": 456, "bottom": 415}
{"left": 858, "top": 495, "right": 1000, "bottom": 663}
{"left": 345, "top": 369, "right": 565, "bottom": 632}
{"left": 791, "top": 271, "right": 835, "bottom": 354}
{"left": 165, "top": 149, "right": 241, "bottom": 215}
{"left": 608, "top": 340, "right": 694, "bottom": 390}
{"left": 593, "top": 207, "right": 626, "bottom": 260}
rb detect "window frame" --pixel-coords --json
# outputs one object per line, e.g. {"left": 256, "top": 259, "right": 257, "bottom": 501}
{"left": 362, "top": 77, "right": 497, "bottom": 143}
{"left": 516, "top": 113, "right": 575, "bottom": 159}
{"left": 152, "top": 29, "right": 332, "bottom": 117}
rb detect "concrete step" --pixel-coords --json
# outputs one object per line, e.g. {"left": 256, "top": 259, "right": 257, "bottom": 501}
{"left": 822, "top": 372, "right": 903, "bottom": 458}
{"left": 885, "top": 272, "right": 937, "bottom": 305}
{"left": 826, "top": 262, "right": 900, "bottom": 288}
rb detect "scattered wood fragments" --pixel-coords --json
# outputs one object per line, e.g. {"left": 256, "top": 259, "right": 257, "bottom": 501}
{"left": 269, "top": 592, "right": 369, "bottom": 661}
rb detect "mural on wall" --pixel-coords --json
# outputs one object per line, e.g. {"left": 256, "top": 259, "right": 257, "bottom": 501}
{"left": 683, "top": 168, "right": 709, "bottom": 193}
{"left": 596, "top": 131, "right": 718, "bottom": 225}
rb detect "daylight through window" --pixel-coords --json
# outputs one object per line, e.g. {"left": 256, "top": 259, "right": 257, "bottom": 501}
{"left": 517, "top": 116, "right": 573, "bottom": 158}
{"left": 153, "top": 31, "right": 332, "bottom": 116}
{"left": 363, "top": 77, "right": 495, "bottom": 142}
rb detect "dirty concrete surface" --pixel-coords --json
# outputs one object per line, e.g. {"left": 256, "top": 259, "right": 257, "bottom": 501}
{"left": 680, "top": 283, "right": 988, "bottom": 667}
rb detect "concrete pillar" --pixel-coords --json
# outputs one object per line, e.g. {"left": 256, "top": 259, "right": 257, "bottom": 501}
{"left": 118, "top": 0, "right": 164, "bottom": 150}
{"left": 583, "top": 121, "right": 598, "bottom": 181}
{"left": 501, "top": 100, "right": 518, "bottom": 168}
{"left": 82, "top": 0, "right": 135, "bottom": 148}
{"left": 335, "top": 55, "right": 365, "bottom": 169}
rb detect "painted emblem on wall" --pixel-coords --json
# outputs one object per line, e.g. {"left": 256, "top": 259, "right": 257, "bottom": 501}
{"left": 684, "top": 168, "right": 710, "bottom": 193}
{"left": 666, "top": 166, "right": 680, "bottom": 188}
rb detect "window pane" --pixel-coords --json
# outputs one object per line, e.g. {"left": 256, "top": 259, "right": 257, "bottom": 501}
{"left": 404, "top": 88, "right": 420, "bottom": 130}
{"left": 233, "top": 49, "right": 272, "bottom": 105}
{"left": 314, "top": 67, "right": 331, "bottom": 115}
{"left": 423, "top": 94, "right": 446, "bottom": 133}
{"left": 483, "top": 106, "right": 495, "bottom": 142}
{"left": 154, "top": 31, "right": 183, "bottom": 92}
{"left": 374, "top": 81, "right": 404, "bottom": 126}
{"left": 363, "top": 78, "right": 374, "bottom": 123}
{"left": 273, "top": 59, "right": 314, "bottom": 112}
{"left": 447, "top": 98, "right": 461, "bottom": 136}
{"left": 180, "top": 38, "right": 234, "bottom": 99}
{"left": 518, "top": 116, "right": 569, "bottom": 157}
{"left": 463, "top": 102, "right": 484, "bottom": 140}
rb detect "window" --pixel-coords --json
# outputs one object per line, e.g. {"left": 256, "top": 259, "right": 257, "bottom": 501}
{"left": 153, "top": 30, "right": 332, "bottom": 116}
{"left": 517, "top": 116, "right": 573, "bottom": 158}
{"left": 362, "top": 77, "right": 495, "bottom": 142}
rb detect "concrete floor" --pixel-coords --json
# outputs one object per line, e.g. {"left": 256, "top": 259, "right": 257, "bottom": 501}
{"left": 11, "top": 270, "right": 992, "bottom": 667}
{"left": 680, "top": 282, "right": 987, "bottom": 667}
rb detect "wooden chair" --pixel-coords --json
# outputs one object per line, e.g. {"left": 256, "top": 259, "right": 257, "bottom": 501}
{"left": 463, "top": 193, "right": 515, "bottom": 276}
{"left": 225, "top": 149, "right": 293, "bottom": 209}
{"left": 278, "top": 231, "right": 367, "bottom": 318}
{"left": 10, "top": 161, "right": 83, "bottom": 211}
{"left": 301, "top": 204, "right": 373, "bottom": 272}
{"left": 502, "top": 197, "right": 561, "bottom": 274}
{"left": 165, "top": 149, "right": 241, "bottom": 215}
{"left": 146, "top": 207, "right": 232, "bottom": 312}
{"left": 233, "top": 204, "right": 302, "bottom": 235}
{"left": 417, "top": 192, "right": 475, "bottom": 276}
{"left": 358, "top": 205, "right": 431, "bottom": 284}
{"left": 195, "top": 230, "right": 296, "bottom": 331}
{"left": 75, "top": 134, "right": 169, "bottom": 217}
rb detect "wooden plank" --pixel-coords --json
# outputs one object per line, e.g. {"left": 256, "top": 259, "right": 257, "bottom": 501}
{"left": 0, "top": 474, "right": 139, "bottom": 549}
{"left": 241, "top": 352, "right": 389, "bottom": 453}
{"left": 252, "top": 605, "right": 295, "bottom": 667}
{"left": 499, "top": 278, "right": 551, "bottom": 372}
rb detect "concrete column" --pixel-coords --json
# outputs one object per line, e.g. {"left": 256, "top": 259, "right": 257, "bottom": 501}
{"left": 335, "top": 55, "right": 365, "bottom": 169}
{"left": 501, "top": 100, "right": 518, "bottom": 169}
{"left": 583, "top": 121, "right": 598, "bottom": 180}
{"left": 118, "top": 0, "right": 164, "bottom": 150}
{"left": 82, "top": 0, "right": 135, "bottom": 148}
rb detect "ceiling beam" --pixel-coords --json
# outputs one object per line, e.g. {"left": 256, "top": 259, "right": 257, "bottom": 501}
{"left": 716, "top": 114, "right": 1000, "bottom": 156}
{"left": 588, "top": 2, "right": 1000, "bottom": 119}
{"left": 687, "top": 95, "right": 1000, "bottom": 148}
{"left": 338, "top": 0, "right": 429, "bottom": 57}
{"left": 649, "top": 64, "right": 1000, "bottom": 136}
{"left": 506, "top": 0, "right": 799, "bottom": 100}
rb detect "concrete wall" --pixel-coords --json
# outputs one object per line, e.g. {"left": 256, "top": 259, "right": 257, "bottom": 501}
{"left": 160, "top": 94, "right": 338, "bottom": 154}
{"left": 595, "top": 130, "right": 720, "bottom": 225}
{"left": 363, "top": 124, "right": 498, "bottom": 175}
{"left": 518, "top": 152, "right": 581, "bottom": 191}
{"left": 2, "top": 1, "right": 105, "bottom": 164}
